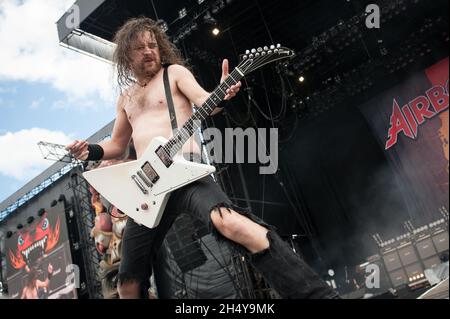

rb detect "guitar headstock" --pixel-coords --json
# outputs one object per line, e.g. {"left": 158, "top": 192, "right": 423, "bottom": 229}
{"left": 237, "top": 44, "right": 295, "bottom": 75}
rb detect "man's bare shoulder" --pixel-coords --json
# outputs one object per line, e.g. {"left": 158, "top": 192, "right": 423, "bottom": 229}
{"left": 117, "top": 88, "right": 134, "bottom": 110}
{"left": 168, "top": 64, "right": 191, "bottom": 76}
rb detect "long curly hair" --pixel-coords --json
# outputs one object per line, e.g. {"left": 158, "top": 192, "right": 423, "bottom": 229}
{"left": 113, "top": 17, "right": 186, "bottom": 89}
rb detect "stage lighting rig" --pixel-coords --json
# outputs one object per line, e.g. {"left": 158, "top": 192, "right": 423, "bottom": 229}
{"left": 178, "top": 8, "right": 187, "bottom": 20}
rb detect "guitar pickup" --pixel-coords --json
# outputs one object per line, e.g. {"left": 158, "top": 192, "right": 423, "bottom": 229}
{"left": 137, "top": 170, "right": 153, "bottom": 187}
{"left": 141, "top": 161, "right": 160, "bottom": 184}
{"left": 155, "top": 146, "right": 173, "bottom": 168}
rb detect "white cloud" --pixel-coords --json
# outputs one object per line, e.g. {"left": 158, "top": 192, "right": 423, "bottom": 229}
{"left": 0, "top": 97, "right": 12, "bottom": 108}
{"left": 30, "top": 97, "right": 44, "bottom": 109}
{"left": 0, "top": 87, "right": 17, "bottom": 94}
{"left": 0, "top": 128, "right": 73, "bottom": 180}
{"left": 0, "top": 0, "right": 116, "bottom": 106}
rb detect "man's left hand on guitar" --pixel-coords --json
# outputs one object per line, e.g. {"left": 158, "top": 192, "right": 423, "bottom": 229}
{"left": 221, "top": 59, "right": 242, "bottom": 100}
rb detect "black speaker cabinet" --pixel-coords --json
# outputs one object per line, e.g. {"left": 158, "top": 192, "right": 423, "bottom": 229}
{"left": 388, "top": 268, "right": 408, "bottom": 287}
{"left": 383, "top": 251, "right": 402, "bottom": 271}
{"left": 404, "top": 262, "right": 424, "bottom": 279}
{"left": 422, "top": 255, "right": 441, "bottom": 269}
{"left": 398, "top": 244, "right": 419, "bottom": 266}
{"left": 416, "top": 237, "right": 438, "bottom": 259}
{"left": 432, "top": 230, "right": 449, "bottom": 253}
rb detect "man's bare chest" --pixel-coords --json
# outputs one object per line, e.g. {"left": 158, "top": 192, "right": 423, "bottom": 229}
{"left": 124, "top": 83, "right": 169, "bottom": 122}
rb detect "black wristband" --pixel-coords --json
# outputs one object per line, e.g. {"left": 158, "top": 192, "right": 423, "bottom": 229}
{"left": 86, "top": 144, "right": 104, "bottom": 161}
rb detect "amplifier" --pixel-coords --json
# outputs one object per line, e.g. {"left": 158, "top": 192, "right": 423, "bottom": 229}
{"left": 416, "top": 237, "right": 438, "bottom": 259}
{"left": 388, "top": 268, "right": 408, "bottom": 287}
{"left": 432, "top": 230, "right": 449, "bottom": 253}
{"left": 383, "top": 250, "right": 402, "bottom": 271}
{"left": 422, "top": 255, "right": 441, "bottom": 269}
{"left": 398, "top": 243, "right": 419, "bottom": 266}
{"left": 404, "top": 262, "right": 424, "bottom": 279}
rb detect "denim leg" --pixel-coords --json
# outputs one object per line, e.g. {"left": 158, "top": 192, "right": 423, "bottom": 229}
{"left": 247, "top": 230, "right": 340, "bottom": 299}
{"left": 174, "top": 174, "right": 339, "bottom": 299}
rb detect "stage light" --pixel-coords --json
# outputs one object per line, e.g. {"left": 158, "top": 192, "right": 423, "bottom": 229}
{"left": 212, "top": 27, "right": 220, "bottom": 36}
{"left": 158, "top": 20, "right": 169, "bottom": 33}
{"left": 178, "top": 8, "right": 187, "bottom": 19}
{"left": 203, "top": 11, "right": 217, "bottom": 25}
{"left": 298, "top": 76, "right": 305, "bottom": 83}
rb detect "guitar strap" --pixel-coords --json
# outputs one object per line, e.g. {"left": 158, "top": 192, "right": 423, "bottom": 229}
{"left": 162, "top": 63, "right": 178, "bottom": 132}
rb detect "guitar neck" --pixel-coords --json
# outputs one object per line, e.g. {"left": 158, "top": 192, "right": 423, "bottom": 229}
{"left": 163, "top": 68, "right": 243, "bottom": 157}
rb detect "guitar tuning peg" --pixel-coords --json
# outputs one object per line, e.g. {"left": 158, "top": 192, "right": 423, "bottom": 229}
{"left": 249, "top": 54, "right": 254, "bottom": 58}
{"left": 261, "top": 51, "right": 266, "bottom": 56}
{"left": 264, "top": 46, "right": 269, "bottom": 51}
{"left": 257, "top": 47, "right": 263, "bottom": 52}
{"left": 255, "top": 53, "right": 260, "bottom": 57}
{"left": 243, "top": 55, "right": 248, "bottom": 60}
{"left": 251, "top": 48, "right": 257, "bottom": 54}
{"left": 277, "top": 44, "right": 281, "bottom": 48}
{"left": 268, "top": 50, "right": 273, "bottom": 54}
{"left": 270, "top": 45, "right": 275, "bottom": 50}
{"left": 246, "top": 50, "right": 250, "bottom": 55}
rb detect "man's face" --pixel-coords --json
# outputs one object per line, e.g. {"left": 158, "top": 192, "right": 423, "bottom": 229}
{"left": 130, "top": 31, "right": 162, "bottom": 79}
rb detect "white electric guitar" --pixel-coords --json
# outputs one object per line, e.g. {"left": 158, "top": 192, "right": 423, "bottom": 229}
{"left": 83, "top": 45, "right": 295, "bottom": 228}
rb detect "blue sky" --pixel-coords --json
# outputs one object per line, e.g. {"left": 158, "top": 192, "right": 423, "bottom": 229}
{"left": 0, "top": 0, "right": 118, "bottom": 204}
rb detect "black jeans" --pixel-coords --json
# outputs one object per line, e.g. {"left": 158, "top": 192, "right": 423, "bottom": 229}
{"left": 118, "top": 161, "right": 338, "bottom": 299}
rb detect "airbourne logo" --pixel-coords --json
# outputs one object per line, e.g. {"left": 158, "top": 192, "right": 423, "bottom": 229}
{"left": 385, "top": 80, "right": 449, "bottom": 150}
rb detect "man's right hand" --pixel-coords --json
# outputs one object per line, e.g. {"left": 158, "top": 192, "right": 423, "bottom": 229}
{"left": 66, "top": 140, "right": 89, "bottom": 160}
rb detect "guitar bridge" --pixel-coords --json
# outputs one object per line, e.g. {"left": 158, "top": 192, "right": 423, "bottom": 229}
{"left": 131, "top": 175, "right": 148, "bottom": 195}
{"left": 137, "top": 170, "right": 152, "bottom": 187}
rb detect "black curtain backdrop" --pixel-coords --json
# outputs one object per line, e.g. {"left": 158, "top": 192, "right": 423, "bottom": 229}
{"left": 280, "top": 106, "right": 411, "bottom": 269}
{"left": 215, "top": 104, "right": 411, "bottom": 272}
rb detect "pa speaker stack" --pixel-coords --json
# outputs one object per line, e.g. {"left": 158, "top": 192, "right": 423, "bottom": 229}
{"left": 380, "top": 219, "right": 448, "bottom": 289}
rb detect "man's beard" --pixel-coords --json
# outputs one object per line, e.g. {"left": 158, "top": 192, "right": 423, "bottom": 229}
{"left": 133, "top": 60, "right": 161, "bottom": 81}
{"left": 141, "top": 60, "right": 160, "bottom": 78}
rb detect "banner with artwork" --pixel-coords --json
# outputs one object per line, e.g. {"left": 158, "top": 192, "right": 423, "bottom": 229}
{"left": 360, "top": 58, "right": 449, "bottom": 223}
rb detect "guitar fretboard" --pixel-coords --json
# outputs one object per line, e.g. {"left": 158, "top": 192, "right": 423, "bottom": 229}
{"left": 162, "top": 68, "right": 243, "bottom": 158}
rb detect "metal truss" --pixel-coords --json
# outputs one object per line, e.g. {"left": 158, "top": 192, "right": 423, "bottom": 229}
{"left": 68, "top": 167, "right": 103, "bottom": 299}
{"left": 0, "top": 163, "right": 79, "bottom": 222}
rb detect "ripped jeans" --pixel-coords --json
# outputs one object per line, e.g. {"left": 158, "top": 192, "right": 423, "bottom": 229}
{"left": 118, "top": 168, "right": 339, "bottom": 299}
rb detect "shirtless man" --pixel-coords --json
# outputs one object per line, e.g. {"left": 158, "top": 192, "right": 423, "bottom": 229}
{"left": 67, "top": 17, "right": 338, "bottom": 299}
{"left": 21, "top": 264, "right": 53, "bottom": 299}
